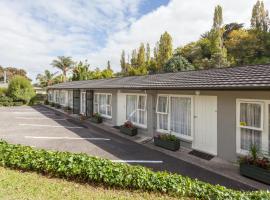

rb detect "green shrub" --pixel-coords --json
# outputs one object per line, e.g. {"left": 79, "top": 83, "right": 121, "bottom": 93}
{"left": 155, "top": 134, "right": 179, "bottom": 142}
{"left": 0, "top": 88, "right": 7, "bottom": 97}
{"left": 44, "top": 99, "right": 49, "bottom": 105}
{"left": 0, "top": 140, "right": 268, "bottom": 200}
{"left": 7, "top": 76, "right": 35, "bottom": 104}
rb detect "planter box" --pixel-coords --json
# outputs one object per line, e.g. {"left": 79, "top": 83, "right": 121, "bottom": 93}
{"left": 154, "top": 137, "right": 180, "bottom": 151}
{"left": 90, "top": 117, "right": 103, "bottom": 124}
{"left": 240, "top": 163, "right": 270, "bottom": 184}
{"left": 120, "top": 126, "right": 137, "bottom": 136}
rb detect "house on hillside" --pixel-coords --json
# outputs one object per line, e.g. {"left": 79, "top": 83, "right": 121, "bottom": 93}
{"left": 47, "top": 64, "right": 270, "bottom": 162}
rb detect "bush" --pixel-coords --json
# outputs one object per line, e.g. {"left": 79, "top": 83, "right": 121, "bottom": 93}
{"left": 7, "top": 76, "right": 35, "bottom": 104}
{"left": 155, "top": 134, "right": 179, "bottom": 142}
{"left": 0, "top": 96, "right": 24, "bottom": 107}
{"left": 0, "top": 140, "right": 268, "bottom": 200}
{"left": 0, "top": 88, "right": 7, "bottom": 97}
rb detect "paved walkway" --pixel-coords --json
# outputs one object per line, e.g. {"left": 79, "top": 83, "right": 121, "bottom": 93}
{"left": 0, "top": 105, "right": 269, "bottom": 191}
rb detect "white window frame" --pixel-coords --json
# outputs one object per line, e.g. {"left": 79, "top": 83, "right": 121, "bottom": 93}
{"left": 156, "top": 94, "right": 193, "bottom": 141}
{"left": 236, "top": 99, "right": 268, "bottom": 155}
{"left": 125, "top": 94, "right": 147, "bottom": 128}
{"left": 93, "top": 93, "right": 112, "bottom": 119}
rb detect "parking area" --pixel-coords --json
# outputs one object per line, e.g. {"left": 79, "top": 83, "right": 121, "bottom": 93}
{"left": 0, "top": 105, "right": 264, "bottom": 190}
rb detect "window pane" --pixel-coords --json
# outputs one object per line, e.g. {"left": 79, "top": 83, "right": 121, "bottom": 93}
{"left": 170, "top": 97, "right": 191, "bottom": 136}
{"left": 241, "top": 128, "right": 261, "bottom": 151}
{"left": 99, "top": 94, "right": 107, "bottom": 115}
{"left": 126, "top": 95, "right": 137, "bottom": 122}
{"left": 240, "top": 103, "right": 261, "bottom": 128}
{"left": 107, "top": 95, "right": 112, "bottom": 105}
{"left": 94, "top": 94, "right": 98, "bottom": 103}
{"left": 107, "top": 105, "right": 112, "bottom": 116}
{"left": 138, "top": 96, "right": 145, "bottom": 110}
{"left": 138, "top": 110, "right": 145, "bottom": 125}
{"left": 157, "top": 96, "right": 168, "bottom": 113}
{"left": 158, "top": 113, "right": 168, "bottom": 130}
{"left": 94, "top": 103, "right": 98, "bottom": 113}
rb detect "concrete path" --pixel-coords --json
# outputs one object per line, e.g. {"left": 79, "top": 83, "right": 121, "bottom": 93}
{"left": 0, "top": 105, "right": 268, "bottom": 191}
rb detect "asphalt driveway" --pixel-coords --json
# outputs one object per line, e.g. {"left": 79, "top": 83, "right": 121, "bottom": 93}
{"left": 0, "top": 105, "right": 257, "bottom": 190}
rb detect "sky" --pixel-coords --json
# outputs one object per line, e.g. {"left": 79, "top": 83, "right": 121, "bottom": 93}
{"left": 0, "top": 0, "right": 269, "bottom": 81}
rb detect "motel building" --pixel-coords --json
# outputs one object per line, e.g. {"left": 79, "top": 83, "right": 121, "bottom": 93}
{"left": 47, "top": 64, "right": 270, "bottom": 162}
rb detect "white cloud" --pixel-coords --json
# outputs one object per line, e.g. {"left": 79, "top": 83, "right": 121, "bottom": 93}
{"left": 0, "top": 0, "right": 269, "bottom": 80}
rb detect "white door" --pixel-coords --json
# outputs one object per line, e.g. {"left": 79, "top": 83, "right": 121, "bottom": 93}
{"left": 193, "top": 96, "right": 217, "bottom": 155}
{"left": 80, "top": 92, "right": 86, "bottom": 115}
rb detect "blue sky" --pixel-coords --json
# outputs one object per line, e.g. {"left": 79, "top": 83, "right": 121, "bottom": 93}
{"left": 0, "top": 0, "right": 269, "bottom": 80}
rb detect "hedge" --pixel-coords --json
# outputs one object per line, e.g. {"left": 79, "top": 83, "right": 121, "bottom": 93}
{"left": 0, "top": 140, "right": 269, "bottom": 200}
{"left": 0, "top": 96, "right": 24, "bottom": 107}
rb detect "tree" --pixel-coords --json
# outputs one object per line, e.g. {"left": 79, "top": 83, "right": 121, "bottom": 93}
{"left": 130, "top": 49, "right": 138, "bottom": 68}
{"left": 146, "top": 43, "right": 151, "bottom": 63}
{"left": 7, "top": 75, "right": 35, "bottom": 103}
{"left": 251, "top": 0, "right": 270, "bottom": 32}
{"left": 210, "top": 5, "right": 229, "bottom": 68}
{"left": 0, "top": 67, "right": 29, "bottom": 82}
{"left": 51, "top": 56, "right": 74, "bottom": 82}
{"left": 213, "top": 5, "right": 223, "bottom": 29}
{"left": 223, "top": 23, "right": 244, "bottom": 39}
{"left": 36, "top": 70, "right": 56, "bottom": 87}
{"left": 163, "top": 55, "right": 194, "bottom": 72}
{"left": 137, "top": 43, "right": 145, "bottom": 67}
{"left": 72, "top": 61, "right": 91, "bottom": 81}
{"left": 158, "top": 32, "right": 173, "bottom": 71}
{"left": 107, "top": 60, "right": 111, "bottom": 70}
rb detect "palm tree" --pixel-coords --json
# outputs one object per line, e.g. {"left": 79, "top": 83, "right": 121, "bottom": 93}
{"left": 36, "top": 70, "right": 56, "bottom": 87}
{"left": 51, "top": 56, "right": 74, "bottom": 82}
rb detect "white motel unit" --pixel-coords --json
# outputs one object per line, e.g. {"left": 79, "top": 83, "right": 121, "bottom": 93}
{"left": 47, "top": 64, "right": 270, "bottom": 162}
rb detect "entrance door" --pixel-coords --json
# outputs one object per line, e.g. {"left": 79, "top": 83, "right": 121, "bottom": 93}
{"left": 73, "top": 90, "right": 80, "bottom": 114}
{"left": 80, "top": 92, "right": 86, "bottom": 115}
{"left": 193, "top": 96, "right": 217, "bottom": 155}
{"left": 86, "top": 90, "right": 93, "bottom": 117}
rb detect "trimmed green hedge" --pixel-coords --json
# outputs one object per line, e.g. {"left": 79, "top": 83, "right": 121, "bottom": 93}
{"left": 0, "top": 140, "right": 269, "bottom": 200}
{"left": 0, "top": 96, "right": 24, "bottom": 107}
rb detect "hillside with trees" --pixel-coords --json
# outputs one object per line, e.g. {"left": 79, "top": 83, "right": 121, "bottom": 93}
{"left": 120, "top": 0, "right": 270, "bottom": 74}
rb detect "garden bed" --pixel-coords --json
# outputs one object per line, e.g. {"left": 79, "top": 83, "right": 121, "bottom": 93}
{"left": 240, "top": 163, "right": 270, "bottom": 184}
{"left": 154, "top": 137, "right": 180, "bottom": 151}
{"left": 154, "top": 134, "right": 180, "bottom": 151}
{"left": 120, "top": 126, "right": 137, "bottom": 136}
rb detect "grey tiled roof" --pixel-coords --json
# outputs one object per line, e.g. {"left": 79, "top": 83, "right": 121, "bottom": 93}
{"left": 47, "top": 64, "right": 270, "bottom": 90}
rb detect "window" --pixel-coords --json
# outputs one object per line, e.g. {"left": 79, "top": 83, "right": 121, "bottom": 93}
{"left": 60, "top": 91, "right": 66, "bottom": 105}
{"left": 93, "top": 93, "right": 112, "bottom": 118}
{"left": 238, "top": 101, "right": 263, "bottom": 152}
{"left": 48, "top": 90, "right": 53, "bottom": 102}
{"left": 156, "top": 95, "right": 192, "bottom": 139}
{"left": 156, "top": 96, "right": 168, "bottom": 130}
{"left": 126, "top": 94, "right": 147, "bottom": 127}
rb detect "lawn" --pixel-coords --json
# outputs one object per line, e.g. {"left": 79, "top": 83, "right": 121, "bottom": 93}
{"left": 0, "top": 167, "right": 186, "bottom": 200}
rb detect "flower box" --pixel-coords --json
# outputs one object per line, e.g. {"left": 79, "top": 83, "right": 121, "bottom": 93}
{"left": 89, "top": 113, "right": 103, "bottom": 124}
{"left": 154, "top": 135, "right": 180, "bottom": 151}
{"left": 240, "top": 163, "right": 270, "bottom": 184}
{"left": 120, "top": 126, "right": 137, "bottom": 136}
{"left": 90, "top": 117, "right": 103, "bottom": 124}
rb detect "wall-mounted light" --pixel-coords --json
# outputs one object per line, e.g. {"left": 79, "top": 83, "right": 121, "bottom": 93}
{"left": 195, "top": 90, "right": 200, "bottom": 95}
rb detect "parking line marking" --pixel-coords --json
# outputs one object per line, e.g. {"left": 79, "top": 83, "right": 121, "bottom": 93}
{"left": 19, "top": 124, "right": 83, "bottom": 129}
{"left": 24, "top": 136, "right": 110, "bottom": 140}
{"left": 111, "top": 160, "right": 163, "bottom": 164}
{"left": 16, "top": 117, "right": 66, "bottom": 121}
